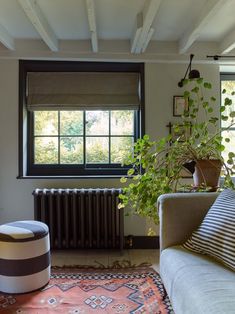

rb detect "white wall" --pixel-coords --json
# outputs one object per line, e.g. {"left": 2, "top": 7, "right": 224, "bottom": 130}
{"left": 0, "top": 60, "right": 220, "bottom": 235}
{"left": 145, "top": 63, "right": 221, "bottom": 139}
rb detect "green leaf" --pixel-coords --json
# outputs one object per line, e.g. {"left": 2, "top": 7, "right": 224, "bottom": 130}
{"left": 183, "top": 111, "right": 189, "bottom": 117}
{"left": 118, "top": 193, "right": 125, "bottom": 200}
{"left": 182, "top": 79, "right": 189, "bottom": 86}
{"left": 127, "top": 168, "right": 135, "bottom": 176}
{"left": 224, "top": 98, "right": 232, "bottom": 106}
{"left": 120, "top": 177, "right": 127, "bottom": 183}
{"left": 133, "top": 175, "right": 140, "bottom": 181}
{"left": 221, "top": 115, "right": 229, "bottom": 121}
{"left": 210, "top": 96, "right": 216, "bottom": 101}
{"left": 204, "top": 82, "right": 212, "bottom": 89}
{"left": 188, "top": 98, "right": 194, "bottom": 106}
{"left": 218, "top": 144, "right": 225, "bottom": 152}
{"left": 225, "top": 138, "right": 230, "bottom": 143}
{"left": 227, "top": 159, "right": 233, "bottom": 165}
{"left": 208, "top": 107, "right": 213, "bottom": 113}
{"left": 173, "top": 125, "right": 180, "bottom": 132}
{"left": 222, "top": 88, "right": 226, "bottom": 94}
{"left": 228, "top": 152, "right": 235, "bottom": 158}
{"left": 197, "top": 78, "right": 203, "bottom": 84}
{"left": 191, "top": 86, "right": 199, "bottom": 93}
{"left": 220, "top": 106, "right": 226, "bottom": 112}
{"left": 143, "top": 134, "right": 149, "bottom": 140}
{"left": 209, "top": 117, "right": 218, "bottom": 123}
{"left": 230, "top": 111, "right": 235, "bottom": 118}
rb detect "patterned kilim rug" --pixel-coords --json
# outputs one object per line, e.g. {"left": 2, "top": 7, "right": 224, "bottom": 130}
{"left": 0, "top": 264, "right": 174, "bottom": 314}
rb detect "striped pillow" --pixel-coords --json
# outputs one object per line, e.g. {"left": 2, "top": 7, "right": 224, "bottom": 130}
{"left": 183, "top": 189, "right": 235, "bottom": 271}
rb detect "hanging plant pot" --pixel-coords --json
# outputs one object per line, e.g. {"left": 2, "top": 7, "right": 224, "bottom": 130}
{"left": 193, "top": 159, "right": 222, "bottom": 190}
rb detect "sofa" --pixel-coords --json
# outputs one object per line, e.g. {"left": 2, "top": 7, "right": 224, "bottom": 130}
{"left": 158, "top": 192, "right": 235, "bottom": 314}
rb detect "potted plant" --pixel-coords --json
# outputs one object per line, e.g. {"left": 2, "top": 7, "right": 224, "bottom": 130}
{"left": 119, "top": 77, "right": 235, "bottom": 225}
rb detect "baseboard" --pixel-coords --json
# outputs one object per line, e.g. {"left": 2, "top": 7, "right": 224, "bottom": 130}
{"left": 124, "top": 235, "right": 159, "bottom": 249}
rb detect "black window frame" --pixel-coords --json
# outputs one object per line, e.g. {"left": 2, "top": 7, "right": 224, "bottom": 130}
{"left": 220, "top": 73, "right": 235, "bottom": 170}
{"left": 18, "top": 60, "right": 145, "bottom": 178}
{"left": 220, "top": 73, "right": 235, "bottom": 131}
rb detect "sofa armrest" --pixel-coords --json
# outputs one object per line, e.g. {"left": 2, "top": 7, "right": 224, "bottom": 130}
{"left": 158, "top": 192, "right": 219, "bottom": 251}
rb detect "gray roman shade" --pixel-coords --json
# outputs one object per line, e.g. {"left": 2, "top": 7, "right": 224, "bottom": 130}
{"left": 27, "top": 72, "right": 140, "bottom": 111}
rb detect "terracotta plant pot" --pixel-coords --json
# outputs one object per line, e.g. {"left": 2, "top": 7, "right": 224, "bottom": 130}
{"left": 193, "top": 159, "right": 222, "bottom": 190}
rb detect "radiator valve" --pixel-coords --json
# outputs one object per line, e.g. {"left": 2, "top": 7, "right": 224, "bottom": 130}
{"left": 126, "top": 235, "right": 133, "bottom": 248}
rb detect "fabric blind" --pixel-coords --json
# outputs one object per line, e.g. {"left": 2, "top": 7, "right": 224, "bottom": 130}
{"left": 27, "top": 72, "right": 140, "bottom": 111}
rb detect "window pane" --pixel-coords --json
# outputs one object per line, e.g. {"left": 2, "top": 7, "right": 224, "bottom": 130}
{"left": 86, "top": 111, "right": 109, "bottom": 135}
{"left": 222, "top": 130, "right": 235, "bottom": 162}
{"left": 60, "top": 111, "right": 83, "bottom": 135}
{"left": 111, "top": 137, "right": 134, "bottom": 163}
{"left": 221, "top": 81, "right": 235, "bottom": 128}
{"left": 34, "top": 111, "right": 58, "bottom": 135}
{"left": 60, "top": 137, "right": 83, "bottom": 164}
{"left": 34, "top": 137, "right": 58, "bottom": 164}
{"left": 111, "top": 110, "right": 134, "bottom": 135}
{"left": 86, "top": 137, "right": 109, "bottom": 163}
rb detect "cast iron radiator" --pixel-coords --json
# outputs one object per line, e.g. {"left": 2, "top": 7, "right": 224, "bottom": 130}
{"left": 33, "top": 188, "right": 124, "bottom": 250}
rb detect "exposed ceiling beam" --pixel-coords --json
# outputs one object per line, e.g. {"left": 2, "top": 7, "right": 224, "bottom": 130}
{"left": 0, "top": 39, "right": 223, "bottom": 63}
{"left": 142, "top": 27, "right": 154, "bottom": 52}
{"left": 0, "top": 23, "right": 15, "bottom": 50}
{"left": 220, "top": 28, "right": 235, "bottom": 54}
{"left": 131, "top": 13, "right": 143, "bottom": 53}
{"left": 85, "top": 0, "right": 98, "bottom": 53}
{"left": 179, "top": 0, "right": 227, "bottom": 54}
{"left": 91, "top": 32, "right": 98, "bottom": 53}
{"left": 131, "top": 0, "right": 162, "bottom": 54}
{"left": 18, "top": 0, "right": 58, "bottom": 51}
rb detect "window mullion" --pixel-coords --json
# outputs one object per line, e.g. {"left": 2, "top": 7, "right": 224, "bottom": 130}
{"left": 58, "top": 111, "right": 61, "bottom": 164}
{"left": 109, "top": 111, "right": 111, "bottom": 164}
{"left": 83, "top": 111, "right": 86, "bottom": 167}
{"left": 31, "top": 112, "right": 35, "bottom": 165}
{"left": 134, "top": 110, "right": 138, "bottom": 141}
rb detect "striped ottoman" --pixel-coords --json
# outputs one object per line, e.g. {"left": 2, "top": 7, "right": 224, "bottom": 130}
{"left": 0, "top": 220, "right": 50, "bottom": 293}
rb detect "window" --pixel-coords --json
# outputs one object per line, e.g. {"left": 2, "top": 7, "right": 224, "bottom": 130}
{"left": 221, "top": 74, "right": 235, "bottom": 165}
{"left": 19, "top": 61, "right": 144, "bottom": 177}
{"left": 30, "top": 109, "right": 136, "bottom": 175}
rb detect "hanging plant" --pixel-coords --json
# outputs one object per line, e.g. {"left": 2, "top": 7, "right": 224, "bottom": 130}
{"left": 119, "top": 77, "right": 235, "bottom": 225}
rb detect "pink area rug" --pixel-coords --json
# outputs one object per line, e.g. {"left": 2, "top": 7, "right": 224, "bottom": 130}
{"left": 0, "top": 266, "right": 174, "bottom": 313}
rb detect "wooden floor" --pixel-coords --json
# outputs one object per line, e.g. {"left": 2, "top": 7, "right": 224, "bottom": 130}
{"left": 51, "top": 249, "right": 160, "bottom": 272}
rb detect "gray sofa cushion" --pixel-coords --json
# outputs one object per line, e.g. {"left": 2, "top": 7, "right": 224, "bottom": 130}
{"left": 183, "top": 189, "right": 235, "bottom": 271}
{"left": 160, "top": 246, "right": 235, "bottom": 314}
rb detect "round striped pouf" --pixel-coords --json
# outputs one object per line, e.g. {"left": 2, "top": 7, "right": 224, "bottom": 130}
{"left": 0, "top": 220, "right": 50, "bottom": 294}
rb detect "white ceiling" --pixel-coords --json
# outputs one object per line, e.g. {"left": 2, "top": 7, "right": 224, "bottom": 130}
{"left": 0, "top": 0, "right": 235, "bottom": 63}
